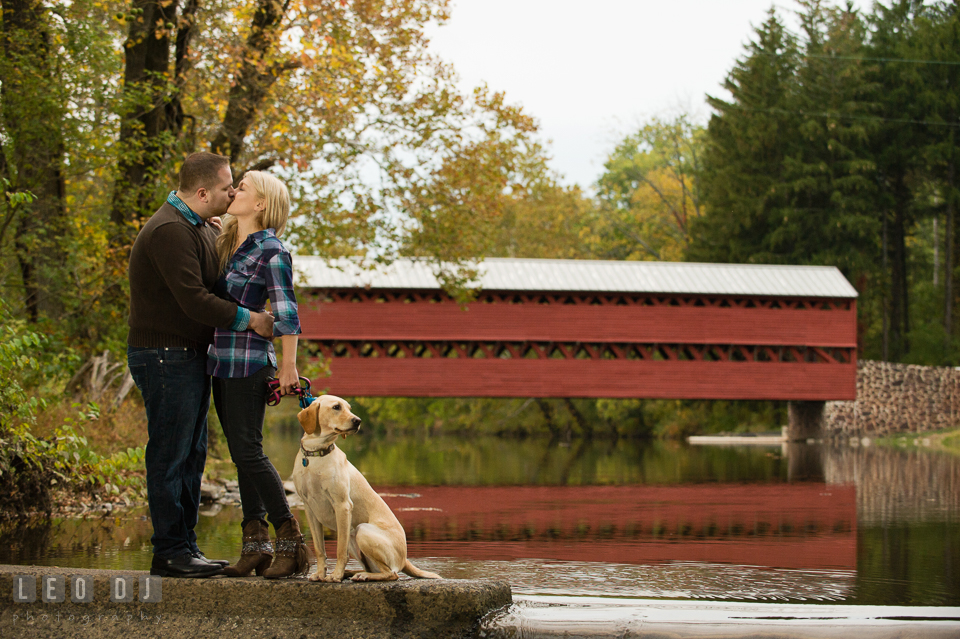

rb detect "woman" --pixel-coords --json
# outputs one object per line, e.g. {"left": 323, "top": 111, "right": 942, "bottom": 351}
{"left": 207, "top": 170, "right": 308, "bottom": 579}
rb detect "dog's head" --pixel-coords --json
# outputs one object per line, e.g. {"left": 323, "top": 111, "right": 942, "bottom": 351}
{"left": 296, "top": 394, "right": 362, "bottom": 439}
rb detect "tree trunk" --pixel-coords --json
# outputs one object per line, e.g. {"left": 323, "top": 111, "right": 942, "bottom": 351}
{"left": 934, "top": 215, "right": 939, "bottom": 287}
{"left": 110, "top": 0, "right": 182, "bottom": 243}
{"left": 171, "top": 0, "right": 199, "bottom": 150}
{"left": 882, "top": 206, "right": 889, "bottom": 361}
{"left": 0, "top": 0, "right": 68, "bottom": 321}
{"left": 535, "top": 399, "right": 562, "bottom": 441}
{"left": 889, "top": 175, "right": 910, "bottom": 360}
{"left": 562, "top": 398, "right": 593, "bottom": 440}
{"left": 946, "top": 158, "right": 955, "bottom": 346}
{"left": 209, "top": 0, "right": 299, "bottom": 170}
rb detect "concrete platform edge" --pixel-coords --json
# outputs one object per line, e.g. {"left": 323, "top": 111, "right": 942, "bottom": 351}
{"left": 0, "top": 565, "right": 512, "bottom": 639}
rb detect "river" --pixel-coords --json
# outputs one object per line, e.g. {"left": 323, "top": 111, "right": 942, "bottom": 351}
{"left": 1, "top": 418, "right": 958, "bottom": 632}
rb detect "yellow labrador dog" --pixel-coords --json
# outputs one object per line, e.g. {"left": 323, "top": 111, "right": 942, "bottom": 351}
{"left": 292, "top": 395, "right": 441, "bottom": 582}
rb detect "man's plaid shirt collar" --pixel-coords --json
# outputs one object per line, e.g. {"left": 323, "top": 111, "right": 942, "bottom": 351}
{"left": 167, "top": 191, "right": 205, "bottom": 226}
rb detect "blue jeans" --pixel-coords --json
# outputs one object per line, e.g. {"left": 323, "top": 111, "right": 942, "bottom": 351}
{"left": 127, "top": 346, "right": 209, "bottom": 559}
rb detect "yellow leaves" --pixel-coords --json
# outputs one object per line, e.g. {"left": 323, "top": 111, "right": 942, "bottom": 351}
{"left": 594, "top": 115, "right": 704, "bottom": 261}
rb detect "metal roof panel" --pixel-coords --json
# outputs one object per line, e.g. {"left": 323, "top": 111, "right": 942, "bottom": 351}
{"left": 294, "top": 257, "right": 859, "bottom": 298}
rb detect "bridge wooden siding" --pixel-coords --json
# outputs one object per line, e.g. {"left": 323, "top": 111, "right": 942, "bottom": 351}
{"left": 295, "top": 258, "right": 859, "bottom": 400}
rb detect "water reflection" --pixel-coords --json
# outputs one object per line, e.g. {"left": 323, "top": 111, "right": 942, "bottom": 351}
{"left": 1, "top": 432, "right": 958, "bottom": 606}
{"left": 381, "top": 484, "right": 856, "bottom": 571}
{"left": 824, "top": 445, "right": 960, "bottom": 523}
{"left": 264, "top": 422, "right": 792, "bottom": 486}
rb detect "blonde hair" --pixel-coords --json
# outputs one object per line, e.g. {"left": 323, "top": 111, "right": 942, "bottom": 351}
{"left": 216, "top": 170, "right": 291, "bottom": 273}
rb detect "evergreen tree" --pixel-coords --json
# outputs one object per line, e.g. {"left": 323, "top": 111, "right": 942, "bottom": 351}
{"left": 688, "top": 10, "right": 802, "bottom": 264}
{"left": 868, "top": 0, "right": 928, "bottom": 360}
{"left": 908, "top": 2, "right": 960, "bottom": 354}
{"left": 779, "top": 1, "right": 878, "bottom": 276}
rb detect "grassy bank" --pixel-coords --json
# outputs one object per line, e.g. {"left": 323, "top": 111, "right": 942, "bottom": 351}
{"left": 874, "top": 428, "right": 960, "bottom": 456}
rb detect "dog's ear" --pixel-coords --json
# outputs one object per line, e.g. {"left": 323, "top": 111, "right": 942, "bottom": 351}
{"left": 297, "top": 401, "right": 319, "bottom": 435}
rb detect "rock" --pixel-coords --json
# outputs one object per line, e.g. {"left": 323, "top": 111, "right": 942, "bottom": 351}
{"left": 200, "top": 482, "right": 226, "bottom": 502}
{"left": 200, "top": 503, "right": 223, "bottom": 517}
{"left": 824, "top": 361, "right": 960, "bottom": 437}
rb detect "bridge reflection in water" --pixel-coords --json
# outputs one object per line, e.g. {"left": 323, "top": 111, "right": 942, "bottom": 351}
{"left": 377, "top": 483, "right": 856, "bottom": 572}
{"left": 2, "top": 438, "right": 956, "bottom": 604}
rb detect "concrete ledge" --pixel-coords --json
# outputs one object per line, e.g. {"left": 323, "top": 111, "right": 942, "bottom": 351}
{"left": 0, "top": 565, "right": 511, "bottom": 638}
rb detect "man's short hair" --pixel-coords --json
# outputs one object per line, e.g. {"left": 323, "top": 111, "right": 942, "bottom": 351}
{"left": 178, "top": 152, "right": 230, "bottom": 195}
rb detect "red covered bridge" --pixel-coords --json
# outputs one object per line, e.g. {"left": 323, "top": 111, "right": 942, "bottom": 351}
{"left": 294, "top": 257, "right": 858, "bottom": 402}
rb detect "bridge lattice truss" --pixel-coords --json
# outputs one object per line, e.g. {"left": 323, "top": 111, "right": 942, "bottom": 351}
{"left": 300, "top": 289, "right": 858, "bottom": 400}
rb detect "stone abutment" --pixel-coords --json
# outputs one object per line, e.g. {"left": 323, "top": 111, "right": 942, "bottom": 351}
{"left": 823, "top": 360, "right": 960, "bottom": 437}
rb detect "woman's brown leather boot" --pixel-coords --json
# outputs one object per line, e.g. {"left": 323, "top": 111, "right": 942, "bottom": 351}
{"left": 221, "top": 519, "right": 273, "bottom": 577}
{"left": 262, "top": 517, "right": 309, "bottom": 579}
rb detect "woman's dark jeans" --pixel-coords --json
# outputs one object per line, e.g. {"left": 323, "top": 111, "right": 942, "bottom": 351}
{"left": 212, "top": 365, "right": 293, "bottom": 528}
{"left": 127, "top": 346, "right": 209, "bottom": 559}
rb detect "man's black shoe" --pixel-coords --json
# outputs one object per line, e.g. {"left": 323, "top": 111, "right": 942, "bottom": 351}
{"left": 193, "top": 551, "right": 229, "bottom": 568}
{"left": 151, "top": 553, "right": 222, "bottom": 578}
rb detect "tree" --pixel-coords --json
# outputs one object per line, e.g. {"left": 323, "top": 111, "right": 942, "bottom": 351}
{"left": 0, "top": 0, "right": 68, "bottom": 321}
{"left": 595, "top": 114, "right": 704, "bottom": 262}
{"left": 779, "top": 1, "right": 878, "bottom": 276}
{"left": 103, "top": 0, "right": 542, "bottom": 289}
{"left": 0, "top": 0, "right": 552, "bottom": 348}
{"left": 464, "top": 141, "right": 596, "bottom": 261}
{"left": 905, "top": 2, "right": 960, "bottom": 350}
{"left": 689, "top": 9, "right": 802, "bottom": 264}
{"left": 868, "top": 0, "right": 928, "bottom": 360}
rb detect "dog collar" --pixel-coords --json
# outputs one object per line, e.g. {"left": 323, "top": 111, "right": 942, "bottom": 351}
{"left": 301, "top": 441, "right": 335, "bottom": 465}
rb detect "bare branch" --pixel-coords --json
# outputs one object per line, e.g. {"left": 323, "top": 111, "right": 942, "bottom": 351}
{"left": 638, "top": 175, "right": 687, "bottom": 234}
{"left": 234, "top": 157, "right": 279, "bottom": 184}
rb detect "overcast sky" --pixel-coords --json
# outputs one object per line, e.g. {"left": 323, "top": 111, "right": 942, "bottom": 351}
{"left": 426, "top": 0, "right": 870, "bottom": 190}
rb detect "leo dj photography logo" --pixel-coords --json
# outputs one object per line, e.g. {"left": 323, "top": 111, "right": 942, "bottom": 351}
{"left": 12, "top": 575, "right": 162, "bottom": 603}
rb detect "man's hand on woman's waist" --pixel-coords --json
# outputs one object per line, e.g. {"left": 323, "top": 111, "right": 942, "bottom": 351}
{"left": 248, "top": 311, "right": 274, "bottom": 338}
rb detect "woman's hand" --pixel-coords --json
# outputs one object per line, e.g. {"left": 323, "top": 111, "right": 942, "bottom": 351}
{"left": 278, "top": 334, "right": 300, "bottom": 395}
{"left": 278, "top": 363, "right": 300, "bottom": 396}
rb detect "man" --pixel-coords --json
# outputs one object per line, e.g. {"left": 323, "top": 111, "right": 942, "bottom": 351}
{"left": 127, "top": 152, "right": 274, "bottom": 578}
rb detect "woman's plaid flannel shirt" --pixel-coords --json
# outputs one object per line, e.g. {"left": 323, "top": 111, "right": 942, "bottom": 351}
{"left": 207, "top": 229, "right": 301, "bottom": 378}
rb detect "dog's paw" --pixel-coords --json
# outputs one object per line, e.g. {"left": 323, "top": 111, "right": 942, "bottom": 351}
{"left": 308, "top": 571, "right": 325, "bottom": 582}
{"left": 323, "top": 573, "right": 345, "bottom": 583}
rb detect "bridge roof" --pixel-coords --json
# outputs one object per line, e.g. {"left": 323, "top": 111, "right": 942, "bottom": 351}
{"left": 295, "top": 257, "right": 859, "bottom": 299}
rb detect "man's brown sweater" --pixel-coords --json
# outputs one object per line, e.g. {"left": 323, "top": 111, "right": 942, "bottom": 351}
{"left": 127, "top": 202, "right": 238, "bottom": 349}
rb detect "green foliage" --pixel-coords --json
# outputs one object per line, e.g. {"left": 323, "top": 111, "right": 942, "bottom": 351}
{"left": 682, "top": 1, "right": 960, "bottom": 366}
{"left": 0, "top": 308, "right": 143, "bottom": 517}
{"left": 689, "top": 9, "right": 802, "bottom": 265}
{"left": 691, "top": 3, "right": 879, "bottom": 273}
{"left": 0, "top": 321, "right": 48, "bottom": 429}
{"left": 485, "top": 150, "right": 598, "bottom": 261}
{"left": 640, "top": 400, "right": 786, "bottom": 440}
{"left": 350, "top": 396, "right": 781, "bottom": 441}
{"left": 942, "top": 430, "right": 960, "bottom": 454}
{"left": 595, "top": 114, "right": 705, "bottom": 261}
{"left": 48, "top": 408, "right": 146, "bottom": 493}
{"left": 316, "top": 431, "right": 790, "bottom": 486}
{"left": 1, "top": 177, "right": 37, "bottom": 214}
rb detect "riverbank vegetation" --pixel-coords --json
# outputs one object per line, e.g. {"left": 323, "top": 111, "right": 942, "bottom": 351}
{"left": 2, "top": 1, "right": 960, "bottom": 513}
{"left": 874, "top": 427, "right": 960, "bottom": 456}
